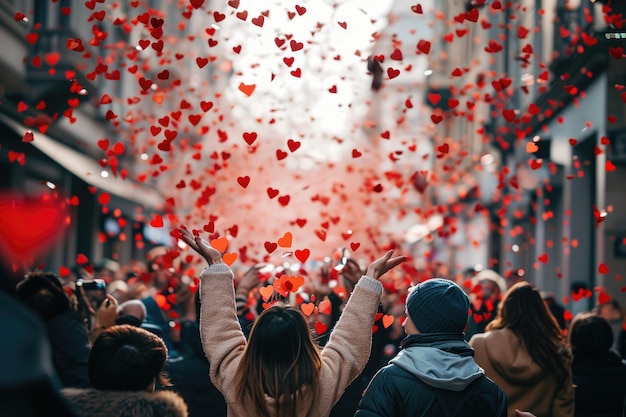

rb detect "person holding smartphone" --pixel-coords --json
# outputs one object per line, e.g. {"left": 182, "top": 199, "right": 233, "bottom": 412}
{"left": 15, "top": 271, "right": 92, "bottom": 388}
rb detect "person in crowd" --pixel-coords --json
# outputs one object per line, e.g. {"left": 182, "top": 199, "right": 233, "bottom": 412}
{"left": 116, "top": 299, "right": 147, "bottom": 327}
{"left": 0, "top": 281, "right": 78, "bottom": 417}
{"left": 542, "top": 292, "right": 568, "bottom": 333}
{"left": 328, "top": 255, "right": 392, "bottom": 417}
{"left": 355, "top": 278, "right": 507, "bottom": 417}
{"left": 469, "top": 281, "right": 574, "bottom": 417}
{"left": 465, "top": 269, "right": 507, "bottom": 340}
{"left": 140, "top": 246, "right": 185, "bottom": 359}
{"left": 166, "top": 290, "right": 228, "bottom": 417}
{"left": 178, "top": 226, "right": 406, "bottom": 417}
{"left": 61, "top": 324, "right": 187, "bottom": 417}
{"left": 106, "top": 279, "right": 129, "bottom": 304}
{"left": 593, "top": 299, "right": 626, "bottom": 357}
{"left": 568, "top": 312, "right": 626, "bottom": 417}
{"left": 94, "top": 259, "right": 121, "bottom": 284}
{"left": 14, "top": 271, "right": 91, "bottom": 388}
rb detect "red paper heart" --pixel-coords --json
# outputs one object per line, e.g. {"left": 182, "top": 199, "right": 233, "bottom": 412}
{"left": 264, "top": 241, "right": 277, "bottom": 253}
{"left": 190, "top": 0, "right": 204, "bottom": 9}
{"left": 315, "top": 321, "right": 328, "bottom": 335}
{"left": 294, "top": 249, "right": 310, "bottom": 263}
{"left": 0, "top": 193, "right": 68, "bottom": 267}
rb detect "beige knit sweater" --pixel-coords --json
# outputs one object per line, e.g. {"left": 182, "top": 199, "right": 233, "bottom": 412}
{"left": 199, "top": 263, "right": 383, "bottom": 417}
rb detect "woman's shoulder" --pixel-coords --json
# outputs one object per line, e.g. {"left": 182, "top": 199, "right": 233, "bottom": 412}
{"left": 469, "top": 328, "right": 514, "bottom": 345}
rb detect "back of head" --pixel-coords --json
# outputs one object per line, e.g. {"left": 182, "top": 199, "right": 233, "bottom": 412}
{"left": 89, "top": 325, "right": 168, "bottom": 391}
{"left": 569, "top": 312, "right": 614, "bottom": 355}
{"left": 488, "top": 282, "right": 570, "bottom": 385}
{"left": 236, "top": 303, "right": 321, "bottom": 416}
{"left": 490, "top": 281, "right": 559, "bottom": 332}
{"left": 406, "top": 278, "right": 470, "bottom": 334}
{"left": 15, "top": 271, "right": 70, "bottom": 321}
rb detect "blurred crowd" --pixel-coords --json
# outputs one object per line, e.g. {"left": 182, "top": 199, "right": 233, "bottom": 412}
{"left": 2, "top": 241, "right": 626, "bottom": 417}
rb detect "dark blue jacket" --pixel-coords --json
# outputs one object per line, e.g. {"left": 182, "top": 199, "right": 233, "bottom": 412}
{"left": 355, "top": 334, "right": 507, "bottom": 417}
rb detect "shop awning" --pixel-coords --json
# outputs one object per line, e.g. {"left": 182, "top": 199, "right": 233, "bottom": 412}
{"left": 0, "top": 112, "right": 164, "bottom": 211}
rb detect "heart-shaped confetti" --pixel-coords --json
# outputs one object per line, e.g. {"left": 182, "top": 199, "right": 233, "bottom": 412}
{"left": 223, "top": 252, "right": 238, "bottom": 266}
{"left": 0, "top": 193, "right": 69, "bottom": 267}
{"left": 259, "top": 285, "right": 274, "bottom": 301}
{"left": 210, "top": 236, "right": 229, "bottom": 252}
{"left": 315, "top": 321, "right": 328, "bottom": 335}
{"left": 294, "top": 249, "right": 310, "bottom": 263}
{"left": 277, "top": 232, "right": 292, "bottom": 248}
{"left": 301, "top": 303, "right": 315, "bottom": 317}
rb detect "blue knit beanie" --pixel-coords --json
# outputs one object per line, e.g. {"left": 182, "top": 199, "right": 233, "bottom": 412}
{"left": 406, "top": 278, "right": 470, "bottom": 334}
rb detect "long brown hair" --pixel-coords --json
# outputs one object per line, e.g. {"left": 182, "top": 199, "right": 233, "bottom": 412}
{"left": 486, "top": 281, "right": 571, "bottom": 387}
{"left": 235, "top": 303, "right": 322, "bottom": 417}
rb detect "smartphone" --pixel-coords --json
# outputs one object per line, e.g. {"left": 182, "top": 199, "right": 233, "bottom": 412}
{"left": 334, "top": 248, "right": 349, "bottom": 272}
{"left": 77, "top": 279, "right": 107, "bottom": 311}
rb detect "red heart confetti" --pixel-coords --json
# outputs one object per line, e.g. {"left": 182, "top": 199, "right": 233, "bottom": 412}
{"left": 315, "top": 321, "right": 328, "bottom": 335}
{"left": 277, "top": 232, "right": 293, "bottom": 248}
{"left": 0, "top": 193, "right": 69, "bottom": 267}
{"left": 5, "top": 0, "right": 619, "bottom": 327}
{"left": 237, "top": 176, "right": 250, "bottom": 188}
{"left": 238, "top": 83, "right": 256, "bottom": 96}
{"left": 417, "top": 40, "right": 431, "bottom": 54}
{"left": 294, "top": 249, "right": 310, "bottom": 263}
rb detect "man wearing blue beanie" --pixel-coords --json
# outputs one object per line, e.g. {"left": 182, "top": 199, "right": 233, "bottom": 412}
{"left": 355, "top": 278, "right": 507, "bottom": 417}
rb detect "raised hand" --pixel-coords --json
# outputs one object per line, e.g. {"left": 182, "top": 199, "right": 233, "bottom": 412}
{"left": 178, "top": 227, "right": 223, "bottom": 265}
{"left": 365, "top": 250, "right": 407, "bottom": 280}
{"left": 94, "top": 294, "right": 119, "bottom": 329}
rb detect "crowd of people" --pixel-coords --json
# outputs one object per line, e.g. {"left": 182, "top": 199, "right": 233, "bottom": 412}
{"left": 2, "top": 227, "right": 626, "bottom": 417}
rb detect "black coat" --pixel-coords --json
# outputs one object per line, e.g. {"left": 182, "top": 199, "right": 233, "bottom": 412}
{"left": 165, "top": 319, "right": 227, "bottom": 417}
{"left": 46, "top": 311, "right": 91, "bottom": 388}
{"left": 573, "top": 352, "right": 626, "bottom": 417}
{"left": 355, "top": 364, "right": 507, "bottom": 417}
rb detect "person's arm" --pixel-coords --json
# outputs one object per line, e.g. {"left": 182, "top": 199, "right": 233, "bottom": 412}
{"left": 179, "top": 228, "right": 246, "bottom": 401}
{"left": 316, "top": 251, "right": 406, "bottom": 412}
{"left": 199, "top": 265, "right": 246, "bottom": 392}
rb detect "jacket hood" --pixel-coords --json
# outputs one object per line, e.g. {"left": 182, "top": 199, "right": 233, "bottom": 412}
{"left": 483, "top": 328, "right": 546, "bottom": 385}
{"left": 61, "top": 388, "right": 188, "bottom": 417}
{"left": 390, "top": 341, "right": 484, "bottom": 391}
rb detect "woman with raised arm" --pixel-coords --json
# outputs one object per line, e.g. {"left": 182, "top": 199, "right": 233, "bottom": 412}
{"left": 178, "top": 227, "right": 406, "bottom": 417}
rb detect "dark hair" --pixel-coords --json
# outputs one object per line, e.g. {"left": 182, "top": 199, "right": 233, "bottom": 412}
{"left": 15, "top": 271, "right": 70, "bottom": 321}
{"left": 487, "top": 282, "right": 571, "bottom": 387}
{"left": 88, "top": 325, "right": 170, "bottom": 391}
{"left": 569, "top": 312, "right": 614, "bottom": 355}
{"left": 235, "top": 303, "right": 321, "bottom": 417}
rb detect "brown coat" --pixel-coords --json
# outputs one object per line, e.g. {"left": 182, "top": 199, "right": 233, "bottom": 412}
{"left": 469, "top": 328, "right": 574, "bottom": 417}
{"left": 199, "top": 264, "right": 383, "bottom": 417}
{"left": 61, "top": 388, "right": 188, "bottom": 417}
